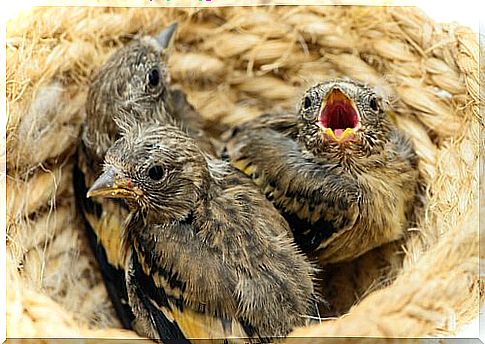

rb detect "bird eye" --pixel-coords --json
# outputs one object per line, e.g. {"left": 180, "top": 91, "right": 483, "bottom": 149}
{"left": 369, "top": 97, "right": 379, "bottom": 111}
{"left": 148, "top": 67, "right": 160, "bottom": 87}
{"left": 303, "top": 96, "right": 312, "bottom": 110}
{"left": 148, "top": 165, "right": 164, "bottom": 180}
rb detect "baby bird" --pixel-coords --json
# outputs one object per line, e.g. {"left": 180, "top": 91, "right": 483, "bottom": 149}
{"left": 87, "top": 121, "right": 318, "bottom": 341}
{"left": 83, "top": 22, "right": 212, "bottom": 165}
{"left": 73, "top": 23, "right": 213, "bottom": 328}
{"left": 225, "top": 79, "right": 420, "bottom": 265}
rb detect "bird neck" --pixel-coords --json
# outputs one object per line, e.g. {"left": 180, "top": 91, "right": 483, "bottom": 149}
{"left": 190, "top": 160, "right": 228, "bottom": 229}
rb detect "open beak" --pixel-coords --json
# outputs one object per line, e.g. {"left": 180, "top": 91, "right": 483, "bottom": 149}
{"left": 87, "top": 167, "right": 143, "bottom": 200}
{"left": 317, "top": 87, "right": 360, "bottom": 142}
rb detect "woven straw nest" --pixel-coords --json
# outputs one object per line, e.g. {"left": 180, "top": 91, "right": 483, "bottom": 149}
{"left": 6, "top": 4, "right": 482, "bottom": 340}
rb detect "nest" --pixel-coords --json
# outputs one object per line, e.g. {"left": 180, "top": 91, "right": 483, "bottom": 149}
{"left": 6, "top": 4, "right": 482, "bottom": 340}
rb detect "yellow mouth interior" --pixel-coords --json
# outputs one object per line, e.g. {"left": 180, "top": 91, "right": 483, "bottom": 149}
{"left": 323, "top": 127, "right": 355, "bottom": 141}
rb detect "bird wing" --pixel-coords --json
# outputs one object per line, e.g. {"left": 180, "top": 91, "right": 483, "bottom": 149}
{"left": 128, "top": 248, "right": 251, "bottom": 342}
{"left": 73, "top": 154, "right": 135, "bottom": 329}
{"left": 168, "top": 304, "right": 249, "bottom": 341}
{"left": 225, "top": 125, "right": 360, "bottom": 254}
{"left": 235, "top": 112, "right": 299, "bottom": 138}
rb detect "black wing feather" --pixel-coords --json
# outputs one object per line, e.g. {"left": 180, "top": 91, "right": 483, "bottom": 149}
{"left": 72, "top": 157, "right": 136, "bottom": 329}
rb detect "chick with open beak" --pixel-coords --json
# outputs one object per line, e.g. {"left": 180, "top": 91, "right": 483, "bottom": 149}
{"left": 299, "top": 80, "right": 391, "bottom": 157}
{"left": 225, "top": 78, "right": 422, "bottom": 266}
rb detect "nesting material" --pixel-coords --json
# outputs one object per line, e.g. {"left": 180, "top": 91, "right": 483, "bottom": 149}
{"left": 6, "top": 5, "right": 481, "bottom": 339}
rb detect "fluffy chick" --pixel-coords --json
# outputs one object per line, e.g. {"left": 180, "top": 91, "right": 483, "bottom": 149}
{"left": 73, "top": 23, "right": 213, "bottom": 328}
{"left": 225, "top": 79, "right": 420, "bottom": 265}
{"left": 87, "top": 121, "right": 318, "bottom": 341}
{"left": 83, "top": 22, "right": 212, "bottom": 164}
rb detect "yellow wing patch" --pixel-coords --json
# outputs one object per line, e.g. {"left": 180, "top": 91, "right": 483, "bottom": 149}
{"left": 168, "top": 304, "right": 249, "bottom": 342}
{"left": 84, "top": 200, "right": 129, "bottom": 269}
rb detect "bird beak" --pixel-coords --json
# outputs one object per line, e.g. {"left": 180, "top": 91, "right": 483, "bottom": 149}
{"left": 87, "top": 167, "right": 143, "bottom": 199}
{"left": 317, "top": 88, "right": 360, "bottom": 142}
{"left": 320, "top": 127, "right": 356, "bottom": 141}
{"left": 155, "top": 22, "right": 178, "bottom": 50}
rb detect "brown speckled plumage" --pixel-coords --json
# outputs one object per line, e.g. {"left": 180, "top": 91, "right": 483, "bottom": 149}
{"left": 88, "top": 122, "right": 318, "bottom": 341}
{"left": 82, "top": 22, "right": 213, "bottom": 179}
{"left": 225, "top": 79, "right": 421, "bottom": 265}
{"left": 73, "top": 23, "right": 214, "bottom": 330}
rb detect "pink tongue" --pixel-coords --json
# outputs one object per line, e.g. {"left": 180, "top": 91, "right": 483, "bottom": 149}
{"left": 334, "top": 129, "right": 344, "bottom": 137}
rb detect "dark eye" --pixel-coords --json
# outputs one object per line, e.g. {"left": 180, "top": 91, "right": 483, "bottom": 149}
{"left": 148, "top": 67, "right": 160, "bottom": 87}
{"left": 148, "top": 165, "right": 164, "bottom": 180}
{"left": 369, "top": 97, "right": 379, "bottom": 111}
{"left": 303, "top": 96, "right": 312, "bottom": 110}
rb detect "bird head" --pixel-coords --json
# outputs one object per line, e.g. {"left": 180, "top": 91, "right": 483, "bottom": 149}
{"left": 84, "top": 23, "right": 179, "bottom": 154}
{"left": 297, "top": 79, "right": 391, "bottom": 156}
{"left": 87, "top": 122, "right": 209, "bottom": 221}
